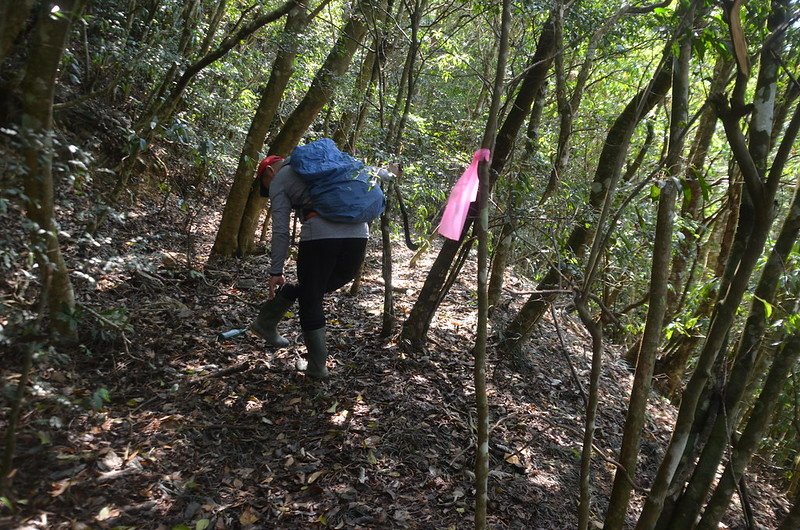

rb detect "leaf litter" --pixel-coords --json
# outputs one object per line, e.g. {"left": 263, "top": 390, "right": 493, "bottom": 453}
{"left": 0, "top": 192, "right": 792, "bottom": 530}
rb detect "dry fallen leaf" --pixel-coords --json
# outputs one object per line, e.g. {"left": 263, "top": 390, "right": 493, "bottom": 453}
{"left": 239, "top": 505, "right": 260, "bottom": 525}
{"left": 95, "top": 505, "right": 120, "bottom": 521}
{"left": 100, "top": 450, "right": 123, "bottom": 471}
{"left": 50, "top": 479, "right": 72, "bottom": 497}
{"left": 307, "top": 470, "right": 323, "bottom": 484}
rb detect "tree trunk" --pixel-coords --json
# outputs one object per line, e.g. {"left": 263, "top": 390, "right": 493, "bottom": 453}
{"left": 210, "top": 5, "right": 307, "bottom": 257}
{"left": 399, "top": 11, "right": 557, "bottom": 351}
{"left": 487, "top": 213, "right": 514, "bottom": 316}
{"left": 235, "top": 0, "right": 378, "bottom": 255}
{"left": 667, "top": 91, "right": 800, "bottom": 530}
{"left": 386, "top": 0, "right": 425, "bottom": 152}
{"left": 654, "top": 173, "right": 740, "bottom": 396}
{"left": 539, "top": 0, "right": 635, "bottom": 204}
{"left": 0, "top": 340, "right": 34, "bottom": 496}
{"left": 635, "top": 2, "right": 790, "bottom": 526}
{"left": 199, "top": 0, "right": 229, "bottom": 57}
{"left": 576, "top": 299, "right": 604, "bottom": 530}
{"left": 474, "top": 1, "right": 510, "bottom": 525}
{"left": 335, "top": 0, "right": 393, "bottom": 152}
{"left": 603, "top": 7, "right": 694, "bottom": 523}
{"left": 92, "top": 1, "right": 294, "bottom": 234}
{"left": 20, "top": 0, "right": 85, "bottom": 339}
{"left": 695, "top": 332, "right": 800, "bottom": 529}
{"left": 348, "top": 49, "right": 382, "bottom": 150}
{"left": 487, "top": 79, "right": 548, "bottom": 314}
{"left": 380, "top": 181, "right": 395, "bottom": 337}
{"left": 622, "top": 120, "right": 656, "bottom": 182}
{"left": 333, "top": 47, "right": 377, "bottom": 150}
{"left": 138, "top": 0, "right": 199, "bottom": 127}
{"left": 665, "top": 56, "right": 732, "bottom": 318}
{"left": 156, "top": 0, "right": 296, "bottom": 126}
{"left": 501, "top": 55, "right": 674, "bottom": 359}
{"left": 0, "top": 0, "right": 35, "bottom": 63}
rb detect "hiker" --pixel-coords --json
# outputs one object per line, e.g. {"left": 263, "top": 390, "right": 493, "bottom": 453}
{"left": 251, "top": 141, "right": 397, "bottom": 379}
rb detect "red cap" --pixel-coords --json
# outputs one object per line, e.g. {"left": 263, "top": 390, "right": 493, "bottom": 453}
{"left": 257, "top": 155, "right": 285, "bottom": 179}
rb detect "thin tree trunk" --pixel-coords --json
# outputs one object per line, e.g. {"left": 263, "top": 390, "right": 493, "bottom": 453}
{"left": 348, "top": 52, "right": 381, "bottom": 150}
{"left": 199, "top": 0, "right": 228, "bottom": 56}
{"left": 387, "top": 0, "right": 425, "bottom": 152}
{"left": 93, "top": 1, "right": 294, "bottom": 234}
{"left": 487, "top": 79, "right": 548, "bottom": 314}
{"left": 20, "top": 0, "right": 85, "bottom": 339}
{"left": 667, "top": 101, "right": 800, "bottom": 530}
{"left": 156, "top": 0, "right": 296, "bottom": 126}
{"left": 635, "top": 2, "right": 791, "bottom": 526}
{"left": 622, "top": 120, "right": 655, "bottom": 182}
{"left": 384, "top": 0, "right": 414, "bottom": 145}
{"left": 576, "top": 297, "right": 605, "bottom": 530}
{"left": 539, "top": 0, "right": 639, "bottom": 204}
{"left": 487, "top": 213, "right": 514, "bottom": 316}
{"left": 138, "top": 0, "right": 199, "bottom": 126}
{"left": 380, "top": 181, "right": 395, "bottom": 337}
{"left": 399, "top": 11, "right": 558, "bottom": 351}
{"left": 334, "top": 0, "right": 391, "bottom": 151}
{"left": 501, "top": 55, "right": 674, "bottom": 359}
{"left": 474, "top": 0, "right": 510, "bottom": 525}
{"left": 666, "top": 56, "right": 732, "bottom": 318}
{"left": 603, "top": 5, "right": 694, "bottom": 523}
{"left": 654, "top": 175, "right": 740, "bottom": 396}
{"left": 235, "top": 0, "right": 379, "bottom": 255}
{"left": 334, "top": 47, "right": 377, "bottom": 150}
{"left": 695, "top": 332, "right": 800, "bottom": 529}
{"left": 0, "top": 341, "right": 35, "bottom": 496}
{"left": 210, "top": 5, "right": 307, "bottom": 257}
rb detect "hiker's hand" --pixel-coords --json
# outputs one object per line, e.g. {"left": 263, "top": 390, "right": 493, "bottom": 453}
{"left": 269, "top": 274, "right": 285, "bottom": 299}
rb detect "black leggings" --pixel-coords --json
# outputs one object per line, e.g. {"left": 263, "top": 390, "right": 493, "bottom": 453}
{"left": 281, "top": 238, "right": 367, "bottom": 331}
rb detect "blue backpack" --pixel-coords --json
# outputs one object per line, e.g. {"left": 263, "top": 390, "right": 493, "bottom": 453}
{"left": 290, "top": 139, "right": 386, "bottom": 223}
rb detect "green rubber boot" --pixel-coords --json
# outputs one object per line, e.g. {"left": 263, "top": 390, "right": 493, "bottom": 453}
{"left": 250, "top": 291, "right": 293, "bottom": 347}
{"left": 299, "top": 327, "right": 329, "bottom": 379}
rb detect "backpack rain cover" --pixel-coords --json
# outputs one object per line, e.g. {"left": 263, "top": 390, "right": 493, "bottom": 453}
{"left": 290, "top": 139, "right": 386, "bottom": 223}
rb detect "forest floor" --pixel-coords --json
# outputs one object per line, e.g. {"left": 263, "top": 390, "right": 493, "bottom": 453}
{"left": 1, "top": 180, "right": 794, "bottom": 530}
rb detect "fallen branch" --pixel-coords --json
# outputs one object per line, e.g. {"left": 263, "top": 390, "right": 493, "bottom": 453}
{"left": 550, "top": 305, "right": 588, "bottom": 405}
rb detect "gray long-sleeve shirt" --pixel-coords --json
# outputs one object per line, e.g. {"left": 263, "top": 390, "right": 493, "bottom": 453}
{"left": 268, "top": 160, "right": 371, "bottom": 276}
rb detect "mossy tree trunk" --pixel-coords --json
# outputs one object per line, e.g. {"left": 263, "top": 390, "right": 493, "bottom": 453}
{"left": 211, "top": 5, "right": 308, "bottom": 257}
{"left": 235, "top": 0, "right": 380, "bottom": 255}
{"left": 21, "top": 0, "right": 87, "bottom": 339}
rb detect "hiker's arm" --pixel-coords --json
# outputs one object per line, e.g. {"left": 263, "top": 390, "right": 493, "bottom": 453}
{"left": 268, "top": 186, "right": 292, "bottom": 276}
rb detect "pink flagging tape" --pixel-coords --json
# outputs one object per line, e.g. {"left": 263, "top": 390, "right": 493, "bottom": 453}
{"left": 438, "top": 149, "right": 491, "bottom": 240}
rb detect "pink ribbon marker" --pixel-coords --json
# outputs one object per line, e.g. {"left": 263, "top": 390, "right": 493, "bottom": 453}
{"left": 438, "top": 149, "right": 491, "bottom": 240}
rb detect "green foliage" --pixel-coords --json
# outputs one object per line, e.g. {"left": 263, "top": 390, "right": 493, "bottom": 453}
{"left": 89, "top": 386, "right": 111, "bottom": 410}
